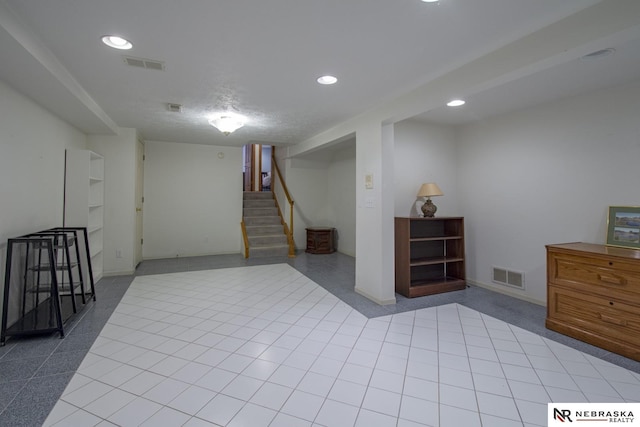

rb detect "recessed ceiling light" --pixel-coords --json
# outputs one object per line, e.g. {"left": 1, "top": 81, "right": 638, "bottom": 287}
{"left": 101, "top": 35, "right": 133, "bottom": 50}
{"left": 447, "top": 99, "right": 466, "bottom": 107}
{"left": 317, "top": 75, "right": 338, "bottom": 85}
{"left": 421, "top": 0, "right": 440, "bottom": 3}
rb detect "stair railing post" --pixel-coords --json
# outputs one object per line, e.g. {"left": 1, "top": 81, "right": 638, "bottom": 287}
{"left": 289, "top": 203, "right": 294, "bottom": 238}
{"left": 240, "top": 220, "right": 249, "bottom": 258}
{"left": 271, "top": 150, "right": 296, "bottom": 257}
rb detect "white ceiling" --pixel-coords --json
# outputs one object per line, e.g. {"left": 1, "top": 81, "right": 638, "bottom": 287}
{"left": 415, "top": 37, "right": 640, "bottom": 126}
{"left": 1, "top": 0, "right": 638, "bottom": 147}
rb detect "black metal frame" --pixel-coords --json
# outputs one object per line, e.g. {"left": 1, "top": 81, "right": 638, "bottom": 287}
{"left": 1, "top": 227, "right": 97, "bottom": 346}
{"left": 49, "top": 227, "right": 96, "bottom": 303}
{"left": 1, "top": 237, "right": 64, "bottom": 345}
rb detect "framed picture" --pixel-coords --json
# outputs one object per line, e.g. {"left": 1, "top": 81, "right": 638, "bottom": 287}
{"left": 606, "top": 206, "right": 640, "bottom": 249}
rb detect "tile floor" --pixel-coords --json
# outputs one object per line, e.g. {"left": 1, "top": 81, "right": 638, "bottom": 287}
{"left": 1, "top": 252, "right": 639, "bottom": 426}
{"left": 39, "top": 263, "right": 640, "bottom": 426}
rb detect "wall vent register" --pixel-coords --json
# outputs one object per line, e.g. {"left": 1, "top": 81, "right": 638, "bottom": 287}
{"left": 492, "top": 266, "right": 525, "bottom": 289}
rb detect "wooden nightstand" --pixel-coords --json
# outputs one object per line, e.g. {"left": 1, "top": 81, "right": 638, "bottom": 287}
{"left": 306, "top": 227, "right": 336, "bottom": 254}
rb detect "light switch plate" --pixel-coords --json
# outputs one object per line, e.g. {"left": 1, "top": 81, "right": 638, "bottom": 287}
{"left": 365, "top": 174, "right": 373, "bottom": 189}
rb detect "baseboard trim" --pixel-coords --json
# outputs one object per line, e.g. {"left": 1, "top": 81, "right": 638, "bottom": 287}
{"left": 355, "top": 287, "right": 396, "bottom": 306}
{"left": 102, "top": 270, "right": 135, "bottom": 277}
{"left": 142, "top": 250, "right": 241, "bottom": 261}
{"left": 466, "top": 278, "right": 545, "bottom": 306}
{"left": 337, "top": 249, "right": 356, "bottom": 257}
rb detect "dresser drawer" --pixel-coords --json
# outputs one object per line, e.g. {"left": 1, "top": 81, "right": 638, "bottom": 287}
{"left": 314, "top": 234, "right": 331, "bottom": 244}
{"left": 552, "top": 250, "right": 640, "bottom": 272}
{"left": 548, "top": 285, "right": 640, "bottom": 348}
{"left": 549, "top": 253, "right": 640, "bottom": 303}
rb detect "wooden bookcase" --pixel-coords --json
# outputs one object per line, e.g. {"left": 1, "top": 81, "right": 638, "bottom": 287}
{"left": 394, "top": 217, "right": 466, "bottom": 298}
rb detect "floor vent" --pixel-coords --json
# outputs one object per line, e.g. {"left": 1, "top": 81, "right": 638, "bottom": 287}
{"left": 492, "top": 266, "right": 525, "bottom": 289}
{"left": 123, "top": 56, "right": 165, "bottom": 71}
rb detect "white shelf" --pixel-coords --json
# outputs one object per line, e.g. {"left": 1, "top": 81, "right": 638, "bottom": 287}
{"left": 90, "top": 248, "right": 103, "bottom": 258}
{"left": 64, "top": 149, "right": 104, "bottom": 281}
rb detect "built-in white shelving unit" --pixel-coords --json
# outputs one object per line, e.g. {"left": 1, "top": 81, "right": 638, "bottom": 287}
{"left": 64, "top": 149, "right": 104, "bottom": 281}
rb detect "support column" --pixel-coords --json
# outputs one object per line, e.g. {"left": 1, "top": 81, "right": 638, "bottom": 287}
{"left": 354, "top": 122, "right": 396, "bottom": 305}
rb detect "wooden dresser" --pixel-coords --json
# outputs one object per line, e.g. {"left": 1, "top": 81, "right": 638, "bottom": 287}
{"left": 305, "top": 227, "right": 336, "bottom": 254}
{"left": 546, "top": 242, "right": 640, "bottom": 361}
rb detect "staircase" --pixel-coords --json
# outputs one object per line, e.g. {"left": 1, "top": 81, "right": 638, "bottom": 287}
{"left": 243, "top": 192, "right": 290, "bottom": 257}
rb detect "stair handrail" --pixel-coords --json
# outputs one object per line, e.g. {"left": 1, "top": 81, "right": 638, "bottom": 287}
{"left": 271, "top": 151, "right": 296, "bottom": 257}
{"left": 240, "top": 220, "right": 250, "bottom": 258}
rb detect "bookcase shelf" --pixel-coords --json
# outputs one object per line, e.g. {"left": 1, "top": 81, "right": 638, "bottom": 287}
{"left": 395, "top": 217, "right": 466, "bottom": 298}
{"left": 409, "top": 256, "right": 465, "bottom": 266}
{"left": 64, "top": 150, "right": 104, "bottom": 281}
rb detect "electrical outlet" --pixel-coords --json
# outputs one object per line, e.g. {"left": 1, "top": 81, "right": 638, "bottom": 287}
{"left": 116, "top": 249, "right": 122, "bottom": 258}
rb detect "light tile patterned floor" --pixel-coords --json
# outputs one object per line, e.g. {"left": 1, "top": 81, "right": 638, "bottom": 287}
{"left": 44, "top": 264, "right": 640, "bottom": 426}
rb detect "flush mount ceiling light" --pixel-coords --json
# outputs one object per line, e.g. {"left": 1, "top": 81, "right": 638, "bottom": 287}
{"left": 208, "top": 113, "right": 247, "bottom": 135}
{"left": 101, "top": 35, "right": 133, "bottom": 50}
{"left": 317, "top": 75, "right": 338, "bottom": 85}
{"left": 447, "top": 99, "right": 466, "bottom": 107}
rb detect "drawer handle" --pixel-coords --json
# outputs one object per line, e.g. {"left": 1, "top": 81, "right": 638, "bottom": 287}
{"left": 597, "top": 273, "right": 627, "bottom": 286}
{"left": 599, "top": 313, "right": 627, "bottom": 326}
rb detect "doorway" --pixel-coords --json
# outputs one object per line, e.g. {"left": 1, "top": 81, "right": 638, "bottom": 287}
{"left": 243, "top": 144, "right": 272, "bottom": 191}
{"left": 261, "top": 146, "right": 272, "bottom": 191}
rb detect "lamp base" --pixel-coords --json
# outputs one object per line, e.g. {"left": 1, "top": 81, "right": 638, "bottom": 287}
{"left": 421, "top": 198, "right": 437, "bottom": 218}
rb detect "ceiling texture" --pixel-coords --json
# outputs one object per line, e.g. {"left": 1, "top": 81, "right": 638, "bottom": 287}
{"left": 1, "top": 0, "right": 639, "bottom": 148}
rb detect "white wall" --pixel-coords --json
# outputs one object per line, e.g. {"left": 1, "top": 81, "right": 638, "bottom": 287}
{"left": 457, "top": 79, "right": 640, "bottom": 304}
{"left": 88, "top": 128, "right": 137, "bottom": 275}
{"left": 393, "top": 120, "right": 459, "bottom": 218}
{"left": 327, "top": 143, "right": 356, "bottom": 256}
{"left": 278, "top": 141, "right": 357, "bottom": 256}
{"left": 262, "top": 146, "right": 272, "bottom": 172}
{"left": 0, "top": 80, "right": 87, "bottom": 241}
{"left": 285, "top": 157, "right": 330, "bottom": 248}
{"left": 0, "top": 79, "right": 86, "bottom": 321}
{"left": 143, "top": 141, "right": 243, "bottom": 258}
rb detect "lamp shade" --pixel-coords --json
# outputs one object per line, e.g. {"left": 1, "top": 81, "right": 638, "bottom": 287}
{"left": 209, "top": 113, "right": 246, "bottom": 135}
{"left": 417, "top": 183, "right": 443, "bottom": 198}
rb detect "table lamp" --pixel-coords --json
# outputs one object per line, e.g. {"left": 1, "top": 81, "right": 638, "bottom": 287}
{"left": 417, "top": 183, "right": 443, "bottom": 217}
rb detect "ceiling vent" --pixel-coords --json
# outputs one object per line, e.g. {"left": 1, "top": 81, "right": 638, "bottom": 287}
{"left": 167, "top": 103, "right": 182, "bottom": 113}
{"left": 581, "top": 48, "right": 615, "bottom": 60}
{"left": 123, "top": 56, "right": 165, "bottom": 71}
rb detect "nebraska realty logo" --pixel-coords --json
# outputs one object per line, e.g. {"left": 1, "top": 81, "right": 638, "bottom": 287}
{"left": 549, "top": 403, "right": 639, "bottom": 425}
